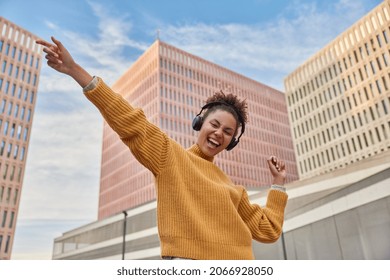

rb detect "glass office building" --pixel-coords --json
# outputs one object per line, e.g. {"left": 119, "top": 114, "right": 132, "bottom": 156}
{"left": 285, "top": 0, "right": 390, "bottom": 179}
{"left": 0, "top": 17, "right": 42, "bottom": 260}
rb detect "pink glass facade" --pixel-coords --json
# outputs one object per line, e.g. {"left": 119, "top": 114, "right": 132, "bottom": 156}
{"left": 0, "top": 17, "right": 42, "bottom": 259}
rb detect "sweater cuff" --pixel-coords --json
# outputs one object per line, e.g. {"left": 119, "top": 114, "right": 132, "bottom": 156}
{"left": 271, "top": 184, "right": 286, "bottom": 193}
{"left": 83, "top": 76, "right": 99, "bottom": 92}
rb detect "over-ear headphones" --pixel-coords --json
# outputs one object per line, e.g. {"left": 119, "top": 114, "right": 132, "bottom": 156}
{"left": 192, "top": 101, "right": 245, "bottom": 151}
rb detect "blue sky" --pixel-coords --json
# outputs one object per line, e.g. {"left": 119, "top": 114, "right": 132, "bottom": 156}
{"left": 1, "top": 0, "right": 383, "bottom": 259}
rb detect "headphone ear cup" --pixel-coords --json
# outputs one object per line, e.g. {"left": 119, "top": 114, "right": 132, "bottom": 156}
{"left": 192, "top": 116, "right": 203, "bottom": 131}
{"left": 226, "top": 138, "right": 238, "bottom": 151}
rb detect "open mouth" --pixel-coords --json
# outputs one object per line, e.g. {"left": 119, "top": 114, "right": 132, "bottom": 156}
{"left": 207, "top": 138, "right": 221, "bottom": 148}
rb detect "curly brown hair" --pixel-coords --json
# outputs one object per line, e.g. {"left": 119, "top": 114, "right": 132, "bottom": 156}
{"left": 203, "top": 90, "right": 248, "bottom": 129}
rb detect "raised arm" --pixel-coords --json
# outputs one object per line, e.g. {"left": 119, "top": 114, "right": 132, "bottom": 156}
{"left": 36, "top": 36, "right": 93, "bottom": 88}
{"left": 37, "top": 36, "right": 170, "bottom": 176}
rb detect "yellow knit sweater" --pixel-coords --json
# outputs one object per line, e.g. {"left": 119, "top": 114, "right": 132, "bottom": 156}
{"left": 84, "top": 78, "right": 288, "bottom": 260}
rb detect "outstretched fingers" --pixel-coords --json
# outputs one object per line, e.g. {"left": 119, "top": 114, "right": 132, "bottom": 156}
{"left": 50, "top": 36, "right": 63, "bottom": 49}
{"left": 36, "top": 39, "right": 52, "bottom": 48}
{"left": 37, "top": 39, "right": 56, "bottom": 52}
{"left": 37, "top": 40, "right": 57, "bottom": 57}
{"left": 37, "top": 38, "right": 64, "bottom": 67}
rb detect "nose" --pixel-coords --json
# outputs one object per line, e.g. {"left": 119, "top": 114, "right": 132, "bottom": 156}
{"left": 214, "top": 127, "right": 223, "bottom": 138}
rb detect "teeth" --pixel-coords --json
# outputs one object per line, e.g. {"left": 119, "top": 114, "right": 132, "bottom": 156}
{"left": 208, "top": 138, "right": 220, "bottom": 147}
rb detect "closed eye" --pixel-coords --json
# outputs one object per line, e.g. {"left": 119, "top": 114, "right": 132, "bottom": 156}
{"left": 210, "top": 122, "right": 219, "bottom": 128}
{"left": 210, "top": 120, "right": 234, "bottom": 135}
{"left": 224, "top": 129, "right": 233, "bottom": 136}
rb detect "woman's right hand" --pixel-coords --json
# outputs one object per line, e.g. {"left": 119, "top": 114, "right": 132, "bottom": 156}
{"left": 36, "top": 36, "right": 93, "bottom": 88}
{"left": 36, "top": 36, "right": 76, "bottom": 75}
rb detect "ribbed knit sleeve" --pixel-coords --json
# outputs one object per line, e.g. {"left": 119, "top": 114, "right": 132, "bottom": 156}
{"left": 238, "top": 189, "right": 288, "bottom": 243}
{"left": 84, "top": 78, "right": 169, "bottom": 176}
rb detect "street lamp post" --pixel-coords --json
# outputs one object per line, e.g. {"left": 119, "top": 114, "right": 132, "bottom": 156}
{"left": 281, "top": 231, "right": 287, "bottom": 260}
{"left": 122, "top": 211, "right": 128, "bottom": 260}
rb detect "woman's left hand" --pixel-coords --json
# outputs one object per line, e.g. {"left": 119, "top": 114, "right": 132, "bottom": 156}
{"left": 267, "top": 156, "right": 286, "bottom": 185}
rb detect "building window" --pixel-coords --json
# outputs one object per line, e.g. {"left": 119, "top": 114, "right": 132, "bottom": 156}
{"left": 382, "top": 100, "right": 389, "bottom": 114}
{"left": 10, "top": 123, "right": 15, "bottom": 138}
{"left": 6, "top": 143, "right": 12, "bottom": 158}
{"left": 17, "top": 125, "right": 22, "bottom": 139}
{"left": 5, "top": 81, "right": 10, "bottom": 94}
{"left": 383, "top": 30, "right": 389, "bottom": 44}
{"left": 11, "top": 83, "right": 16, "bottom": 96}
{"left": 17, "top": 167, "right": 22, "bottom": 182}
{"left": 2, "top": 61, "right": 6, "bottom": 73}
{"left": 19, "top": 147, "right": 25, "bottom": 161}
{"left": 0, "top": 185, "right": 4, "bottom": 202}
{"left": 0, "top": 99, "right": 5, "bottom": 113}
{"left": 23, "top": 128, "right": 28, "bottom": 141}
{"left": 3, "top": 121, "right": 9, "bottom": 135}
{"left": 363, "top": 133, "right": 369, "bottom": 147}
{"left": 11, "top": 46, "right": 16, "bottom": 58}
{"left": 375, "top": 127, "right": 382, "bottom": 142}
{"left": 4, "top": 235, "right": 10, "bottom": 254}
{"left": 0, "top": 141, "right": 5, "bottom": 156}
{"left": 5, "top": 43, "right": 10, "bottom": 55}
{"left": 20, "top": 107, "right": 25, "bottom": 120}
{"left": 30, "top": 91, "right": 35, "bottom": 103}
{"left": 1, "top": 210, "right": 7, "bottom": 227}
{"left": 14, "top": 104, "right": 19, "bottom": 118}
{"left": 7, "top": 102, "right": 13, "bottom": 116}
{"left": 8, "top": 212, "right": 14, "bottom": 228}
{"left": 382, "top": 124, "right": 388, "bottom": 139}
{"left": 13, "top": 145, "right": 19, "bottom": 159}
{"left": 14, "top": 66, "right": 19, "bottom": 78}
{"left": 13, "top": 189, "right": 18, "bottom": 205}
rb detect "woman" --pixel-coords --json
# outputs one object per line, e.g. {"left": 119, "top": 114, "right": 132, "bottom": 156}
{"left": 37, "top": 37, "right": 288, "bottom": 260}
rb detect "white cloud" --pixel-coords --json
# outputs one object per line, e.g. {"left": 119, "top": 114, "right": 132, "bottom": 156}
{"left": 61, "top": 2, "right": 150, "bottom": 84}
{"left": 20, "top": 95, "right": 102, "bottom": 220}
{"left": 157, "top": 0, "right": 375, "bottom": 90}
